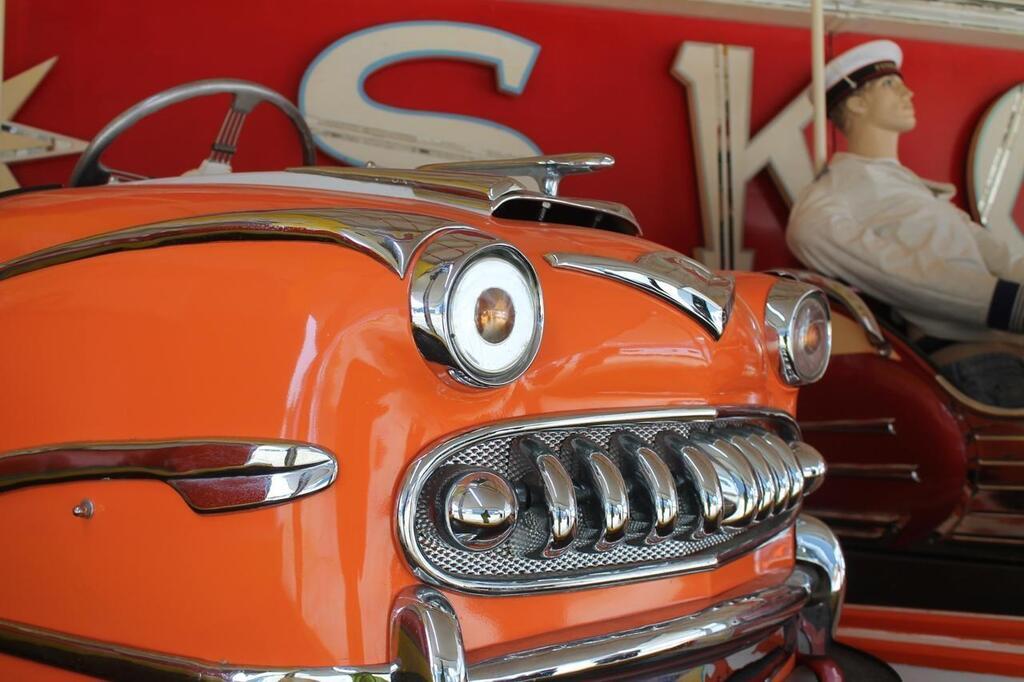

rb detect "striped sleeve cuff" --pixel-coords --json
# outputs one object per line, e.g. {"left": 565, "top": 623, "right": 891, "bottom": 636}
{"left": 987, "top": 279, "right": 1024, "bottom": 333}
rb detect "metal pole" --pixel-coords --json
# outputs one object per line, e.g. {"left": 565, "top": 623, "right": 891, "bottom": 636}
{"left": 0, "top": 0, "right": 6, "bottom": 121}
{"left": 811, "top": 0, "right": 827, "bottom": 174}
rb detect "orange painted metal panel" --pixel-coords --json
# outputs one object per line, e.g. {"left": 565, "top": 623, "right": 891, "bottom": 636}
{"left": 0, "top": 184, "right": 796, "bottom": 668}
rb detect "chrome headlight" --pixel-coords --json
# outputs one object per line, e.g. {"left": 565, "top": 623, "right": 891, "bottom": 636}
{"left": 411, "top": 231, "right": 543, "bottom": 387}
{"left": 765, "top": 279, "right": 831, "bottom": 385}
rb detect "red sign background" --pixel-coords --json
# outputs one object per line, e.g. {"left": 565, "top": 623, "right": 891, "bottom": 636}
{"left": 6, "top": 0, "right": 1023, "bottom": 267}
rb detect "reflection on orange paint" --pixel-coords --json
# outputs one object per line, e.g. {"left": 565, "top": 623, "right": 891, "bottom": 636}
{"left": 0, "top": 183, "right": 798, "bottom": 670}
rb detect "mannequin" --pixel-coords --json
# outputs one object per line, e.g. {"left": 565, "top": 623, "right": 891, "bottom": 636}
{"left": 787, "top": 40, "right": 1024, "bottom": 407}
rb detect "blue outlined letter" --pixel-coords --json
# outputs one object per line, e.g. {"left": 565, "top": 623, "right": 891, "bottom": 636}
{"left": 300, "top": 21, "right": 540, "bottom": 168}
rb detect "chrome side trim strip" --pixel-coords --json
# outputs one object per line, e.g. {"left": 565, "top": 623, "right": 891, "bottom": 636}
{"left": 545, "top": 250, "right": 734, "bottom": 339}
{"left": 951, "top": 511, "right": 1024, "bottom": 541}
{"left": 418, "top": 152, "right": 614, "bottom": 197}
{"left": 0, "top": 208, "right": 467, "bottom": 282}
{"left": 808, "top": 510, "right": 906, "bottom": 540}
{"left": 973, "top": 434, "right": 1024, "bottom": 443}
{"left": 0, "top": 440, "right": 338, "bottom": 512}
{"left": 800, "top": 418, "right": 897, "bottom": 436}
{"left": 826, "top": 463, "right": 920, "bottom": 483}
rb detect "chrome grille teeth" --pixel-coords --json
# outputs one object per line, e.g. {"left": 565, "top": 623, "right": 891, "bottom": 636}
{"left": 733, "top": 434, "right": 790, "bottom": 514}
{"left": 752, "top": 433, "right": 803, "bottom": 510}
{"left": 609, "top": 432, "right": 678, "bottom": 545}
{"left": 416, "top": 419, "right": 824, "bottom": 590}
{"left": 510, "top": 436, "right": 578, "bottom": 558}
{"left": 790, "top": 441, "right": 827, "bottom": 495}
{"left": 728, "top": 438, "right": 777, "bottom": 521}
{"left": 691, "top": 438, "right": 760, "bottom": 528}
{"left": 562, "top": 436, "right": 629, "bottom": 552}
{"left": 655, "top": 431, "right": 723, "bottom": 539}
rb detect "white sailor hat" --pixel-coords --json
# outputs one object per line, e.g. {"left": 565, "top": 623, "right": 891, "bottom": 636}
{"left": 825, "top": 40, "right": 903, "bottom": 112}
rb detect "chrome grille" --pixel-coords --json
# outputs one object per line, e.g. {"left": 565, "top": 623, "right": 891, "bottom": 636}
{"left": 397, "top": 408, "right": 823, "bottom": 594}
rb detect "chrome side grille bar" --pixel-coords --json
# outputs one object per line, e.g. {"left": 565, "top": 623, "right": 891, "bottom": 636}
{"left": 398, "top": 408, "right": 825, "bottom": 594}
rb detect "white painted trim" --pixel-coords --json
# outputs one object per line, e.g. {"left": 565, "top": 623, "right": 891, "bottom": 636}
{"left": 839, "top": 626, "right": 1024, "bottom": 655}
{"left": 847, "top": 603, "right": 1024, "bottom": 623}
{"left": 517, "top": 0, "right": 1024, "bottom": 50}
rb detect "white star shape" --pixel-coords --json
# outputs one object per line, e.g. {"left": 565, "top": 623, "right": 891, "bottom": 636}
{"left": 1, "top": 57, "right": 88, "bottom": 191}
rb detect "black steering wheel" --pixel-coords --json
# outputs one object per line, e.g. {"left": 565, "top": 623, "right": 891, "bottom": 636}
{"left": 69, "top": 78, "right": 317, "bottom": 187}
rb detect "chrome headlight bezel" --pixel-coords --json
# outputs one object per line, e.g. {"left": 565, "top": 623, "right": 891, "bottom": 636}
{"left": 410, "top": 230, "right": 544, "bottom": 387}
{"left": 765, "top": 279, "right": 832, "bottom": 386}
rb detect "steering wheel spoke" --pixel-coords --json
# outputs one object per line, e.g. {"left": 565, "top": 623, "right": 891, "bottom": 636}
{"left": 208, "top": 100, "right": 252, "bottom": 166}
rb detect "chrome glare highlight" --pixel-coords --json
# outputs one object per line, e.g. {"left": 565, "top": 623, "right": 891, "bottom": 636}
{"left": 545, "top": 250, "right": 734, "bottom": 339}
{"left": 443, "top": 471, "right": 518, "bottom": 552}
{"left": 0, "top": 208, "right": 466, "bottom": 283}
{"left": 765, "top": 279, "right": 833, "bottom": 385}
{"left": 0, "top": 440, "right": 337, "bottom": 512}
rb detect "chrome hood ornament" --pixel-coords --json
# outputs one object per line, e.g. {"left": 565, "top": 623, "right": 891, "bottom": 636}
{"left": 545, "top": 250, "right": 735, "bottom": 339}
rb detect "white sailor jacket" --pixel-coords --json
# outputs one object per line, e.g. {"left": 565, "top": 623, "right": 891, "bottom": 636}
{"left": 787, "top": 153, "right": 1024, "bottom": 343}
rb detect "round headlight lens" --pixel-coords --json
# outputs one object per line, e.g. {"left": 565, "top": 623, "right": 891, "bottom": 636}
{"left": 790, "top": 295, "right": 830, "bottom": 382}
{"left": 448, "top": 254, "right": 541, "bottom": 381}
{"left": 765, "top": 280, "right": 832, "bottom": 386}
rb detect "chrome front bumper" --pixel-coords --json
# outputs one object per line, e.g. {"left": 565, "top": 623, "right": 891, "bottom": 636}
{"left": 0, "top": 516, "right": 843, "bottom": 682}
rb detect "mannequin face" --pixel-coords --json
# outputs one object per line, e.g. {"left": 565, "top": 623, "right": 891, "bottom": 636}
{"left": 847, "top": 75, "right": 916, "bottom": 133}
